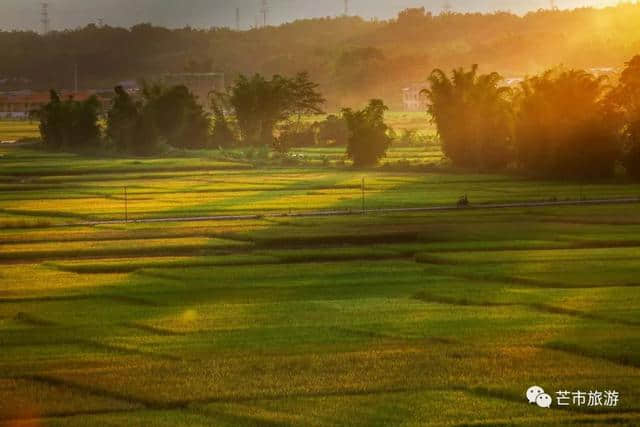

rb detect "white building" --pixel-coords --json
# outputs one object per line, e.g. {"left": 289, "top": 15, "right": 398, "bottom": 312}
{"left": 402, "top": 83, "right": 428, "bottom": 112}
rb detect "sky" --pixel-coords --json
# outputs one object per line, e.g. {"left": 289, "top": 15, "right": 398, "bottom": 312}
{"left": 0, "top": 0, "right": 622, "bottom": 32}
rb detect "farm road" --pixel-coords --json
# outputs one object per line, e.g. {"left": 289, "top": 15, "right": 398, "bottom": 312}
{"left": 60, "top": 197, "right": 640, "bottom": 227}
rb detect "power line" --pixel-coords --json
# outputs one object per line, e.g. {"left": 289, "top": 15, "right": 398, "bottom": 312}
{"left": 260, "top": 0, "right": 269, "bottom": 27}
{"left": 40, "top": 2, "right": 50, "bottom": 35}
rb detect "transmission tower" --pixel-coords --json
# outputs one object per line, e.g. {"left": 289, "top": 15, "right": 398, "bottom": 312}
{"left": 260, "top": 0, "right": 269, "bottom": 27}
{"left": 41, "top": 2, "right": 50, "bottom": 35}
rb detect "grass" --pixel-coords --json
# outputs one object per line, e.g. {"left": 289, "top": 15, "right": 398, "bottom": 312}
{"left": 0, "top": 143, "right": 639, "bottom": 425}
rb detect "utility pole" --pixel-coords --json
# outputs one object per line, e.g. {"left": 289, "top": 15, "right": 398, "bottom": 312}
{"left": 344, "top": 0, "right": 349, "bottom": 16}
{"left": 236, "top": 8, "right": 240, "bottom": 31}
{"left": 74, "top": 63, "right": 78, "bottom": 93}
{"left": 41, "top": 2, "right": 50, "bottom": 35}
{"left": 260, "top": 0, "right": 269, "bottom": 27}
{"left": 361, "top": 177, "right": 366, "bottom": 215}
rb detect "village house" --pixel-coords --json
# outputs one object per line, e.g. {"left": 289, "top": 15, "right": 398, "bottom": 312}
{"left": 0, "top": 91, "right": 108, "bottom": 120}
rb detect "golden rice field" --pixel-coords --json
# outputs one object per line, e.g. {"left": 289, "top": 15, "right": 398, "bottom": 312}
{"left": 1, "top": 141, "right": 639, "bottom": 426}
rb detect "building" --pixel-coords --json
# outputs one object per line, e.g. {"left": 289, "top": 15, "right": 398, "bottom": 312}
{"left": 402, "top": 83, "right": 428, "bottom": 112}
{"left": 504, "top": 77, "right": 524, "bottom": 87}
{"left": 0, "top": 91, "right": 107, "bottom": 120}
{"left": 160, "top": 73, "right": 225, "bottom": 110}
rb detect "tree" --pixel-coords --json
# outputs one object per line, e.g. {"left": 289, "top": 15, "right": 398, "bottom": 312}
{"left": 514, "top": 68, "right": 621, "bottom": 179}
{"left": 209, "top": 94, "right": 236, "bottom": 148}
{"left": 343, "top": 99, "right": 392, "bottom": 167}
{"left": 424, "top": 65, "right": 514, "bottom": 170}
{"left": 107, "top": 84, "right": 209, "bottom": 154}
{"left": 38, "top": 90, "right": 101, "bottom": 152}
{"left": 144, "top": 84, "right": 210, "bottom": 150}
{"left": 107, "top": 85, "right": 160, "bottom": 156}
{"left": 274, "top": 122, "right": 317, "bottom": 153}
{"left": 611, "top": 55, "right": 640, "bottom": 179}
{"left": 316, "top": 114, "right": 349, "bottom": 146}
{"left": 107, "top": 86, "right": 143, "bottom": 153}
{"left": 228, "top": 73, "right": 324, "bottom": 146}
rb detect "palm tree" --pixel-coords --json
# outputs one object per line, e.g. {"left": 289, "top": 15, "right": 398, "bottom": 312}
{"left": 423, "top": 65, "right": 513, "bottom": 170}
{"left": 514, "top": 68, "right": 620, "bottom": 179}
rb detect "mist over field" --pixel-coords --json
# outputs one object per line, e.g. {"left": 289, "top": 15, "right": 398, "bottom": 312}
{"left": 0, "top": 0, "right": 621, "bottom": 30}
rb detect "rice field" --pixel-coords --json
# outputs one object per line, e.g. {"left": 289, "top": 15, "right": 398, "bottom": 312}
{"left": 0, "top": 120, "right": 40, "bottom": 142}
{"left": 1, "top": 143, "right": 639, "bottom": 426}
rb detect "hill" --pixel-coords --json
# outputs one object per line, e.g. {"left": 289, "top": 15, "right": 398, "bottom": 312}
{"left": 1, "top": 3, "right": 640, "bottom": 108}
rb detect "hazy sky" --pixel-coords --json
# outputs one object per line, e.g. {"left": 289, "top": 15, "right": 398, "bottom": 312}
{"left": 0, "top": 0, "right": 621, "bottom": 32}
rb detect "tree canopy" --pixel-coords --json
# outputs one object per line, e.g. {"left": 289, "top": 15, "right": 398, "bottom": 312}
{"left": 611, "top": 55, "right": 640, "bottom": 179}
{"left": 38, "top": 91, "right": 101, "bottom": 152}
{"left": 425, "top": 65, "right": 513, "bottom": 170}
{"left": 515, "top": 69, "right": 620, "bottom": 179}
{"left": 226, "top": 72, "right": 324, "bottom": 146}
{"left": 343, "top": 99, "right": 392, "bottom": 168}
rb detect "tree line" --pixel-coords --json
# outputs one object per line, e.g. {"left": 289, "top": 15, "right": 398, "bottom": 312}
{"left": 36, "top": 73, "right": 391, "bottom": 168}
{"left": 425, "top": 55, "right": 640, "bottom": 179}
{"left": 36, "top": 54, "right": 640, "bottom": 178}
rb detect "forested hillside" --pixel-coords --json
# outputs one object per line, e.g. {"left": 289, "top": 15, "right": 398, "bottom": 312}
{"left": 2, "top": 3, "right": 640, "bottom": 108}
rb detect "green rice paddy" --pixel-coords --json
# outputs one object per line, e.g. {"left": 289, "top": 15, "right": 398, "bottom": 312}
{"left": 1, "top": 141, "right": 639, "bottom": 425}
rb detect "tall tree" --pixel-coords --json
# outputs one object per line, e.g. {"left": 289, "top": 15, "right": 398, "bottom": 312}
{"left": 107, "top": 86, "right": 143, "bottom": 154}
{"left": 515, "top": 68, "right": 621, "bottom": 179}
{"left": 611, "top": 55, "right": 640, "bottom": 179}
{"left": 424, "top": 65, "right": 514, "bottom": 170}
{"left": 209, "top": 94, "right": 236, "bottom": 148}
{"left": 144, "top": 84, "right": 210, "bottom": 150}
{"left": 38, "top": 90, "right": 101, "bottom": 152}
{"left": 228, "top": 73, "right": 324, "bottom": 146}
{"left": 343, "top": 99, "right": 392, "bottom": 167}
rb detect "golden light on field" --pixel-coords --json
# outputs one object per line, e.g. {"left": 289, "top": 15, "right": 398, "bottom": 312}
{"left": 181, "top": 309, "right": 199, "bottom": 323}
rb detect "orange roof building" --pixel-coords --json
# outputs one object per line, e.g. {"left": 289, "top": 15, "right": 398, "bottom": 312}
{"left": 0, "top": 91, "right": 106, "bottom": 119}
